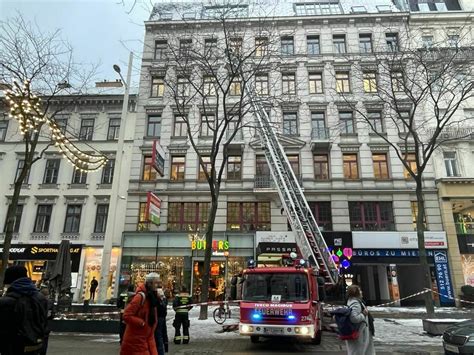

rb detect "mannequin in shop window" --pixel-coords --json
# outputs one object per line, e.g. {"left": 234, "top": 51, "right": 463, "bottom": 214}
{"left": 90, "top": 276, "right": 98, "bottom": 302}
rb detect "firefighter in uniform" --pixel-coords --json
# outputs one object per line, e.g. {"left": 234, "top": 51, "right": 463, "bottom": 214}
{"left": 172, "top": 286, "right": 193, "bottom": 344}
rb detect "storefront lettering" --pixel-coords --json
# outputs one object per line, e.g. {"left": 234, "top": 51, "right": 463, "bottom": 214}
{"left": 191, "top": 240, "right": 230, "bottom": 251}
{"left": 353, "top": 249, "right": 436, "bottom": 257}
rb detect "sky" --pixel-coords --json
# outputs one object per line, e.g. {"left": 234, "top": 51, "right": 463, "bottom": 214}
{"left": 0, "top": 0, "right": 151, "bottom": 87}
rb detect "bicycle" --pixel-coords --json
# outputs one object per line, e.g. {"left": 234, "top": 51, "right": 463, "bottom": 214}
{"left": 213, "top": 302, "right": 231, "bottom": 325}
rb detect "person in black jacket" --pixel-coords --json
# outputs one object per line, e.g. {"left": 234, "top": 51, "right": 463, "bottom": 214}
{"left": 0, "top": 265, "right": 48, "bottom": 355}
{"left": 172, "top": 286, "right": 193, "bottom": 345}
{"left": 155, "top": 284, "right": 168, "bottom": 354}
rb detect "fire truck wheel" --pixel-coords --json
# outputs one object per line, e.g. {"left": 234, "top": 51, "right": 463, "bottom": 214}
{"left": 250, "top": 336, "right": 260, "bottom": 343}
{"left": 312, "top": 330, "right": 322, "bottom": 345}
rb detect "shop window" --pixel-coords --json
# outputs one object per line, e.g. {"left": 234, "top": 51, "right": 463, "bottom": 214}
{"left": 170, "top": 156, "right": 186, "bottom": 181}
{"left": 64, "top": 204, "right": 82, "bottom": 233}
{"left": 372, "top": 153, "right": 389, "bottom": 180}
{"left": 101, "top": 159, "right": 115, "bottom": 184}
{"left": 167, "top": 202, "right": 210, "bottom": 232}
{"left": 349, "top": 201, "right": 395, "bottom": 231}
{"left": 343, "top": 153, "right": 359, "bottom": 179}
{"left": 403, "top": 153, "right": 417, "bottom": 179}
{"left": 4, "top": 204, "right": 23, "bottom": 233}
{"left": 142, "top": 156, "right": 157, "bottom": 181}
{"left": 198, "top": 156, "right": 212, "bottom": 181}
{"left": 72, "top": 167, "right": 87, "bottom": 185}
{"left": 43, "top": 159, "right": 60, "bottom": 184}
{"left": 94, "top": 204, "right": 109, "bottom": 233}
{"left": 138, "top": 202, "right": 149, "bottom": 231}
{"left": 314, "top": 154, "right": 329, "bottom": 180}
{"left": 33, "top": 205, "right": 52, "bottom": 233}
{"left": 308, "top": 202, "right": 332, "bottom": 231}
{"left": 454, "top": 210, "right": 474, "bottom": 235}
{"left": 411, "top": 201, "right": 427, "bottom": 231}
{"left": 227, "top": 156, "right": 242, "bottom": 180}
{"left": 226, "top": 202, "right": 271, "bottom": 231}
{"left": 15, "top": 159, "right": 30, "bottom": 184}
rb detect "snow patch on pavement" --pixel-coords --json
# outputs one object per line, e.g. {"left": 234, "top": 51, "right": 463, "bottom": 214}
{"left": 374, "top": 318, "right": 442, "bottom": 347}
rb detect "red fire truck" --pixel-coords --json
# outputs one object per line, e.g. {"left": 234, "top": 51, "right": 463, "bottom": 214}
{"left": 239, "top": 258, "right": 326, "bottom": 344}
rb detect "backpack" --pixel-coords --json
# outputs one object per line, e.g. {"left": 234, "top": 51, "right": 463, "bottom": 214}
{"left": 330, "top": 306, "right": 360, "bottom": 340}
{"left": 13, "top": 293, "right": 47, "bottom": 348}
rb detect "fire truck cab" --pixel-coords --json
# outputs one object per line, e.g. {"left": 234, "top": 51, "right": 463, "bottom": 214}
{"left": 239, "top": 258, "right": 326, "bottom": 344}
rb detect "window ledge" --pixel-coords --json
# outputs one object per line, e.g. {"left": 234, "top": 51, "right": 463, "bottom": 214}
{"left": 344, "top": 178, "right": 362, "bottom": 182}
{"left": 68, "top": 183, "right": 89, "bottom": 189}
{"left": 10, "top": 183, "right": 30, "bottom": 189}
{"left": 369, "top": 132, "right": 387, "bottom": 136}
{"left": 97, "top": 183, "right": 112, "bottom": 189}
{"left": 61, "top": 233, "right": 80, "bottom": 240}
{"left": 30, "top": 233, "right": 49, "bottom": 240}
{"left": 39, "top": 183, "right": 59, "bottom": 189}
{"left": 91, "top": 233, "right": 105, "bottom": 241}
{"left": 0, "top": 233, "right": 19, "bottom": 240}
{"left": 143, "top": 136, "right": 161, "bottom": 140}
{"left": 340, "top": 133, "right": 358, "bottom": 137}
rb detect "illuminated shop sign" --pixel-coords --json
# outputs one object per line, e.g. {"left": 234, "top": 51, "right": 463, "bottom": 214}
{"left": 191, "top": 240, "right": 230, "bottom": 251}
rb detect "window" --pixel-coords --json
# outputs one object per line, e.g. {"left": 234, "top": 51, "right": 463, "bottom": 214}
{"left": 307, "top": 35, "right": 320, "bottom": 55}
{"left": 107, "top": 118, "right": 121, "bottom": 140}
{"left": 177, "top": 77, "right": 189, "bottom": 97}
{"left": 142, "top": 156, "right": 157, "bottom": 181}
{"left": 229, "top": 38, "right": 242, "bottom": 56}
{"left": 33, "top": 205, "right": 52, "bottom": 233}
{"left": 154, "top": 40, "right": 167, "bottom": 59}
{"left": 200, "top": 115, "right": 215, "bottom": 137}
{"left": 168, "top": 202, "right": 209, "bottom": 232}
{"left": 79, "top": 119, "right": 94, "bottom": 141}
{"left": 349, "top": 202, "right": 395, "bottom": 231}
{"left": 204, "top": 38, "right": 217, "bottom": 56}
{"left": 282, "top": 73, "right": 296, "bottom": 94}
{"left": 138, "top": 202, "right": 149, "bottom": 231}
{"left": 373, "top": 153, "right": 389, "bottom": 179}
{"left": 333, "top": 35, "right": 346, "bottom": 54}
{"left": 43, "top": 159, "right": 60, "bottom": 184}
{"left": 391, "top": 71, "right": 404, "bottom": 92}
{"left": 308, "top": 72, "right": 323, "bottom": 94}
{"left": 179, "top": 39, "right": 192, "bottom": 56}
{"left": 314, "top": 154, "right": 329, "bottom": 180}
{"left": 368, "top": 111, "right": 384, "bottom": 133}
{"left": 94, "top": 204, "right": 109, "bottom": 233}
{"left": 343, "top": 153, "right": 359, "bottom": 179}
{"left": 255, "top": 37, "right": 268, "bottom": 57}
{"left": 170, "top": 156, "right": 185, "bottom": 181}
{"left": 256, "top": 155, "right": 270, "bottom": 176}
{"left": 294, "top": 2, "right": 342, "bottom": 15}
{"left": 444, "top": 151, "right": 460, "bottom": 177}
{"left": 198, "top": 156, "right": 212, "bottom": 181}
{"left": 227, "top": 202, "right": 271, "bottom": 231}
{"left": 147, "top": 115, "right": 161, "bottom": 137}
{"left": 151, "top": 77, "right": 165, "bottom": 97}
{"left": 203, "top": 76, "right": 216, "bottom": 96}
{"left": 363, "top": 72, "right": 377, "bottom": 93}
{"left": 287, "top": 155, "right": 300, "bottom": 175}
{"left": 227, "top": 156, "right": 242, "bottom": 180}
{"left": 0, "top": 121, "right": 8, "bottom": 141}
{"left": 359, "top": 34, "right": 373, "bottom": 53}
{"left": 15, "top": 159, "right": 30, "bottom": 184}
{"left": 64, "top": 204, "right": 82, "bottom": 233}
{"left": 72, "top": 167, "right": 87, "bottom": 184}
{"left": 227, "top": 116, "right": 242, "bottom": 140}
{"left": 283, "top": 112, "right": 298, "bottom": 136}
{"left": 173, "top": 116, "right": 186, "bottom": 137}
{"left": 281, "top": 36, "right": 294, "bottom": 55}
{"left": 386, "top": 33, "right": 399, "bottom": 52}
{"left": 255, "top": 74, "right": 269, "bottom": 96}
{"left": 336, "top": 71, "right": 350, "bottom": 93}
{"left": 230, "top": 78, "right": 241, "bottom": 96}
{"left": 54, "top": 118, "right": 68, "bottom": 134}
{"left": 422, "top": 35, "right": 434, "bottom": 48}
{"left": 411, "top": 201, "right": 427, "bottom": 230}
{"left": 101, "top": 159, "right": 115, "bottom": 184}
{"left": 403, "top": 153, "right": 417, "bottom": 178}
{"left": 4, "top": 204, "right": 23, "bottom": 233}
{"left": 339, "top": 111, "right": 354, "bottom": 134}
{"left": 447, "top": 34, "right": 459, "bottom": 47}
{"left": 308, "top": 202, "right": 332, "bottom": 231}
{"left": 311, "top": 112, "right": 327, "bottom": 139}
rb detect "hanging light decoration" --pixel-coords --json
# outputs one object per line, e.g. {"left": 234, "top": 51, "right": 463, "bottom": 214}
{"left": 4, "top": 80, "right": 108, "bottom": 172}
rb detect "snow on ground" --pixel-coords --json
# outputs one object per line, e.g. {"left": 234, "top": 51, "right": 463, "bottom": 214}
{"left": 369, "top": 306, "right": 471, "bottom": 314}
{"left": 374, "top": 318, "right": 442, "bottom": 346}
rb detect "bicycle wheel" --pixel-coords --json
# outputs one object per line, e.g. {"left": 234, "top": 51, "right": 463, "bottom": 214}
{"left": 213, "top": 307, "right": 227, "bottom": 324}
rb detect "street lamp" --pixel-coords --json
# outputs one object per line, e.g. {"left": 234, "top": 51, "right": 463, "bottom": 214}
{"left": 97, "top": 52, "right": 133, "bottom": 303}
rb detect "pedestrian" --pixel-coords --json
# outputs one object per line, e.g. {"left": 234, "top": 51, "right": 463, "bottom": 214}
{"left": 120, "top": 273, "right": 160, "bottom": 355}
{"left": 89, "top": 276, "right": 98, "bottom": 302}
{"left": 39, "top": 287, "right": 54, "bottom": 355}
{"left": 0, "top": 265, "right": 48, "bottom": 355}
{"left": 117, "top": 285, "right": 135, "bottom": 345}
{"left": 345, "top": 285, "right": 375, "bottom": 355}
{"left": 172, "top": 285, "right": 193, "bottom": 345}
{"left": 154, "top": 282, "right": 168, "bottom": 354}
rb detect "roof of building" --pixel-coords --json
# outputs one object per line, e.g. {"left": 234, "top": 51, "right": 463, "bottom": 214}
{"left": 148, "top": 0, "right": 402, "bottom": 22}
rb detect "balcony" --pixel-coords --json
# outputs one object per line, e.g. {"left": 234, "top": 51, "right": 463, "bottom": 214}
{"left": 427, "top": 127, "right": 474, "bottom": 141}
{"left": 254, "top": 174, "right": 303, "bottom": 191}
{"left": 418, "top": 47, "right": 474, "bottom": 63}
{"left": 91, "top": 233, "right": 105, "bottom": 241}
{"left": 225, "top": 130, "right": 245, "bottom": 151}
{"left": 30, "top": 233, "right": 49, "bottom": 240}
{"left": 0, "top": 233, "right": 19, "bottom": 241}
{"left": 311, "top": 128, "right": 331, "bottom": 151}
{"left": 61, "top": 233, "right": 80, "bottom": 240}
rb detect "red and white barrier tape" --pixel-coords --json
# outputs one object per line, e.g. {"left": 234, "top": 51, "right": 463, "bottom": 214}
{"left": 426, "top": 288, "right": 474, "bottom": 305}
{"left": 370, "top": 289, "right": 432, "bottom": 308}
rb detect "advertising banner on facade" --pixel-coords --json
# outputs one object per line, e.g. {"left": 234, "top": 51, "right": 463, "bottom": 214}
{"left": 353, "top": 231, "right": 447, "bottom": 249}
{"left": 256, "top": 231, "right": 296, "bottom": 244}
{"left": 152, "top": 140, "right": 165, "bottom": 177}
{"left": 146, "top": 192, "right": 161, "bottom": 225}
{"left": 433, "top": 251, "right": 455, "bottom": 306}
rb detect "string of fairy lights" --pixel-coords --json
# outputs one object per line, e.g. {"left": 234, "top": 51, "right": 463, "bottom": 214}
{"left": 4, "top": 80, "right": 108, "bottom": 172}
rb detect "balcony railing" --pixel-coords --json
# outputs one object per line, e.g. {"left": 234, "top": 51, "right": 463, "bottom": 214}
{"left": 311, "top": 127, "right": 330, "bottom": 140}
{"left": 254, "top": 174, "right": 302, "bottom": 189}
{"left": 350, "top": 223, "right": 396, "bottom": 231}
{"left": 427, "top": 127, "right": 474, "bottom": 140}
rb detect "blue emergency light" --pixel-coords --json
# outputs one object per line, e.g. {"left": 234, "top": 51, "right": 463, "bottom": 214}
{"left": 287, "top": 314, "right": 296, "bottom": 320}
{"left": 252, "top": 313, "right": 262, "bottom": 320}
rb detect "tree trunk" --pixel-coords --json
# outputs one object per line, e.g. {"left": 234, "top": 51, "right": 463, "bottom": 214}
{"left": 199, "top": 196, "right": 219, "bottom": 320}
{"left": 415, "top": 178, "right": 435, "bottom": 316}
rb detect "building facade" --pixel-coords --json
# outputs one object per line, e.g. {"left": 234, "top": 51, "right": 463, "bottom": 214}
{"left": 119, "top": 0, "right": 461, "bottom": 306}
{"left": 0, "top": 89, "right": 137, "bottom": 302}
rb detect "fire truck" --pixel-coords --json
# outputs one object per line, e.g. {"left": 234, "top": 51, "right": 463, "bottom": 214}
{"left": 238, "top": 84, "right": 339, "bottom": 344}
{"left": 239, "top": 256, "right": 326, "bottom": 344}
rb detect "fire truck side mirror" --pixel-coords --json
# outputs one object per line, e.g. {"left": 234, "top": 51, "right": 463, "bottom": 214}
{"left": 316, "top": 277, "right": 326, "bottom": 302}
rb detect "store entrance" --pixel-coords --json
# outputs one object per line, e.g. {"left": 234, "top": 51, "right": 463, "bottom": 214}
{"left": 192, "top": 260, "right": 226, "bottom": 302}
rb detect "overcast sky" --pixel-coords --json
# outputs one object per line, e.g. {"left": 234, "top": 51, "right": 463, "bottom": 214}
{"left": 0, "top": 0, "right": 150, "bottom": 87}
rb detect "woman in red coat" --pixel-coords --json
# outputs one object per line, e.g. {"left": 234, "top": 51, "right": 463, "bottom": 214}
{"left": 120, "top": 273, "right": 160, "bottom": 355}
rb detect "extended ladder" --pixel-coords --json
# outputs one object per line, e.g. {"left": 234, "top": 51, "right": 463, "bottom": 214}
{"left": 251, "top": 101, "right": 338, "bottom": 285}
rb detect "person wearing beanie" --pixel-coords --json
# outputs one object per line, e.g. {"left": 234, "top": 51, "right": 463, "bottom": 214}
{"left": 120, "top": 272, "right": 160, "bottom": 355}
{"left": 0, "top": 265, "right": 48, "bottom": 355}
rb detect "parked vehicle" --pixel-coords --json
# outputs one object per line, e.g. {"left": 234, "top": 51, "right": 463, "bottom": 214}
{"left": 443, "top": 320, "right": 474, "bottom": 354}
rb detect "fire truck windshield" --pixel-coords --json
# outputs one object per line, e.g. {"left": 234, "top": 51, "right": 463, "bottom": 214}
{"left": 242, "top": 273, "right": 309, "bottom": 302}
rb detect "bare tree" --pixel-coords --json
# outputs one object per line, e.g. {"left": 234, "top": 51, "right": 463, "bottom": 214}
{"left": 0, "top": 15, "right": 106, "bottom": 287}
{"left": 150, "top": 0, "right": 285, "bottom": 319}
{"left": 336, "top": 24, "right": 474, "bottom": 314}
